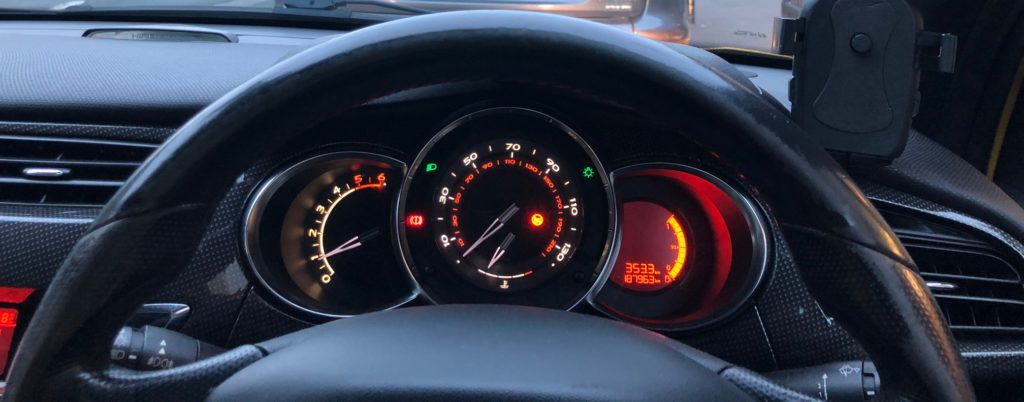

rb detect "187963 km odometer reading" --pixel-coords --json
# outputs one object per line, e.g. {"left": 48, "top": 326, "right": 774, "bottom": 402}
{"left": 398, "top": 107, "right": 614, "bottom": 309}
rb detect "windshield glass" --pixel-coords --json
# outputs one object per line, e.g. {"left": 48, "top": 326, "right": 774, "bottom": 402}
{"left": 7, "top": 0, "right": 798, "bottom": 53}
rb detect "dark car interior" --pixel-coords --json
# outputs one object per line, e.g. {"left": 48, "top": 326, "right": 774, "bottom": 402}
{"left": 1, "top": 0, "right": 1024, "bottom": 400}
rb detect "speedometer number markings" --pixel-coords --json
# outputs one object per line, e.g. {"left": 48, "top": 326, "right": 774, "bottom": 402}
{"left": 430, "top": 140, "right": 583, "bottom": 291}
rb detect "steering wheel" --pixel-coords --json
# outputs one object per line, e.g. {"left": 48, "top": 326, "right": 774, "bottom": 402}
{"left": 4, "top": 11, "right": 973, "bottom": 402}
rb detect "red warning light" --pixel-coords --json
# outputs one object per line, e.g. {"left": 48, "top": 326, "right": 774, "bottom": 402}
{"left": 530, "top": 213, "right": 545, "bottom": 227}
{"left": 406, "top": 214, "right": 425, "bottom": 228}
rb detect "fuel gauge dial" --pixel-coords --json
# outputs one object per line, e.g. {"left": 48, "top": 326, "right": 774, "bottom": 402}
{"left": 593, "top": 165, "right": 770, "bottom": 331}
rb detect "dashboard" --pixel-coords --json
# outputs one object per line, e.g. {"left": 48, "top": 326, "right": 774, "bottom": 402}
{"left": 242, "top": 105, "right": 769, "bottom": 331}
{"left": 1, "top": 17, "right": 1024, "bottom": 401}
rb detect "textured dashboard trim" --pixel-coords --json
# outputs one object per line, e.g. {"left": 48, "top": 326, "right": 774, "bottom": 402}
{"left": 0, "top": 121, "right": 175, "bottom": 144}
{"left": 861, "top": 182, "right": 1024, "bottom": 274}
{"left": 852, "top": 132, "right": 1024, "bottom": 250}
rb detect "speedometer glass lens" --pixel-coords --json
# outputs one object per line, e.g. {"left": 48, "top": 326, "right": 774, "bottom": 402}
{"left": 399, "top": 107, "right": 614, "bottom": 309}
{"left": 431, "top": 138, "right": 585, "bottom": 292}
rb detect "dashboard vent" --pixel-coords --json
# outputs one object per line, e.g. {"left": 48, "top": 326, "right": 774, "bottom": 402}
{"left": 880, "top": 208, "right": 1024, "bottom": 333}
{"left": 0, "top": 135, "right": 157, "bottom": 206}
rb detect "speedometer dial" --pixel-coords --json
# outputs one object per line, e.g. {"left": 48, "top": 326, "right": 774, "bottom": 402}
{"left": 433, "top": 139, "right": 584, "bottom": 292}
{"left": 399, "top": 107, "right": 614, "bottom": 309}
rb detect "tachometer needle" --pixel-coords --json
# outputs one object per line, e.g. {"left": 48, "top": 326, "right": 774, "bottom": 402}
{"left": 487, "top": 233, "right": 515, "bottom": 269}
{"left": 320, "top": 227, "right": 380, "bottom": 260}
{"left": 462, "top": 203, "right": 520, "bottom": 257}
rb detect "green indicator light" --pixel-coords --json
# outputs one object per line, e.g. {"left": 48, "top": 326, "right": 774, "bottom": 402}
{"left": 582, "top": 167, "right": 595, "bottom": 179}
{"left": 425, "top": 163, "right": 438, "bottom": 173}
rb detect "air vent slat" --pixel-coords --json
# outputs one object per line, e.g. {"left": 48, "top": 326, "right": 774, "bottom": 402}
{"left": 0, "top": 135, "right": 155, "bottom": 206}
{"left": 0, "top": 157, "right": 142, "bottom": 167}
{"left": 0, "top": 178, "right": 124, "bottom": 187}
{"left": 920, "top": 272, "right": 1018, "bottom": 286}
{"left": 935, "top": 294, "right": 1024, "bottom": 307}
{"left": 894, "top": 229, "right": 990, "bottom": 249}
{"left": 909, "top": 245, "right": 1019, "bottom": 281}
{"left": 879, "top": 207, "right": 1024, "bottom": 334}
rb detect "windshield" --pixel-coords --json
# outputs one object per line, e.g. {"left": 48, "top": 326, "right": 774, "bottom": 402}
{"left": 6, "top": 0, "right": 798, "bottom": 53}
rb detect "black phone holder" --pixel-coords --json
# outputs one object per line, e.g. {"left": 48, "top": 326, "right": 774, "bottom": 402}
{"left": 776, "top": 0, "right": 957, "bottom": 166}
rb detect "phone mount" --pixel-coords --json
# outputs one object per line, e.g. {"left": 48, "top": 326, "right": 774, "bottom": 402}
{"left": 776, "top": 0, "right": 957, "bottom": 166}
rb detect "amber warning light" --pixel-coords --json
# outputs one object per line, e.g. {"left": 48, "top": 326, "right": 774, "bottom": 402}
{"left": 530, "top": 213, "right": 545, "bottom": 227}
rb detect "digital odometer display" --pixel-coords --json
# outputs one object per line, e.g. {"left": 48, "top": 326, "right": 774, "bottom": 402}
{"left": 399, "top": 107, "right": 614, "bottom": 309}
{"left": 610, "top": 201, "right": 688, "bottom": 292}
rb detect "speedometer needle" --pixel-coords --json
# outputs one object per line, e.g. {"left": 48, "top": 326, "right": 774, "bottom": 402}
{"left": 487, "top": 233, "right": 515, "bottom": 269}
{"left": 462, "top": 203, "right": 520, "bottom": 257}
{"left": 320, "top": 227, "right": 380, "bottom": 260}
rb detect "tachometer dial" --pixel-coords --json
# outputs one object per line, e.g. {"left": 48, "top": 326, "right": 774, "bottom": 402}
{"left": 244, "top": 153, "right": 416, "bottom": 318}
{"left": 290, "top": 165, "right": 393, "bottom": 298}
{"left": 399, "top": 107, "right": 614, "bottom": 309}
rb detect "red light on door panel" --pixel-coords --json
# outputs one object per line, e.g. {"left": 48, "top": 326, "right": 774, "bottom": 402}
{"left": 406, "top": 214, "right": 425, "bottom": 228}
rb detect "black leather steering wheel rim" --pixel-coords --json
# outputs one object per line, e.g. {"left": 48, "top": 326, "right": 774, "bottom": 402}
{"left": 4, "top": 10, "right": 974, "bottom": 401}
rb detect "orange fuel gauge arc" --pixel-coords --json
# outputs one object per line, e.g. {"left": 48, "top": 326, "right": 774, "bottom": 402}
{"left": 665, "top": 214, "right": 688, "bottom": 282}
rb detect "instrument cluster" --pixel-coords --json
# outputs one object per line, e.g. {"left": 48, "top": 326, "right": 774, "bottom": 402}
{"left": 243, "top": 106, "right": 769, "bottom": 330}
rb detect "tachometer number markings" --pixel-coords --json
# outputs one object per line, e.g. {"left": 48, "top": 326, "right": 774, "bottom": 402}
{"left": 312, "top": 172, "right": 389, "bottom": 286}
